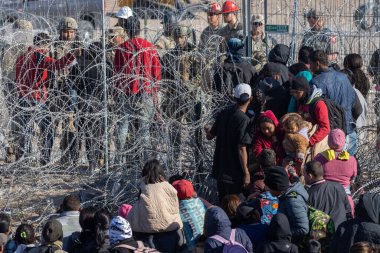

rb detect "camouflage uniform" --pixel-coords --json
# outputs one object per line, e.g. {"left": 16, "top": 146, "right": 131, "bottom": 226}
{"left": 199, "top": 25, "right": 222, "bottom": 51}
{"left": 218, "top": 21, "right": 244, "bottom": 52}
{"left": 155, "top": 34, "right": 176, "bottom": 51}
{"left": 251, "top": 34, "right": 277, "bottom": 72}
{"left": 161, "top": 26, "right": 203, "bottom": 166}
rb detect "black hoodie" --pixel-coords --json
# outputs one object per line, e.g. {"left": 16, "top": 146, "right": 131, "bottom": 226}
{"left": 329, "top": 193, "right": 380, "bottom": 253}
{"left": 258, "top": 213, "right": 299, "bottom": 253}
{"left": 268, "top": 44, "right": 290, "bottom": 84}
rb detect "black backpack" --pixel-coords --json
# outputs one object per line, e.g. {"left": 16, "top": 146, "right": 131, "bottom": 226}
{"left": 310, "top": 97, "right": 347, "bottom": 134}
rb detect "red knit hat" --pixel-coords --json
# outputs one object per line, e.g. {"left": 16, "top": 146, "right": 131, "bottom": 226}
{"left": 328, "top": 128, "right": 346, "bottom": 152}
{"left": 172, "top": 179, "right": 195, "bottom": 200}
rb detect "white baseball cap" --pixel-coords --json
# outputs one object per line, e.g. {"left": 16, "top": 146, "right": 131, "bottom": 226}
{"left": 116, "top": 6, "right": 133, "bottom": 19}
{"left": 234, "top": 83, "right": 252, "bottom": 102}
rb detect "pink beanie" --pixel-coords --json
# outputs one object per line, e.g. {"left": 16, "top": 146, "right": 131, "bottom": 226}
{"left": 328, "top": 129, "right": 346, "bottom": 152}
{"left": 118, "top": 204, "right": 133, "bottom": 218}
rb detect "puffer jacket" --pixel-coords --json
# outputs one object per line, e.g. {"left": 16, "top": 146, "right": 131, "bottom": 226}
{"left": 278, "top": 182, "right": 309, "bottom": 238}
{"left": 127, "top": 181, "right": 183, "bottom": 233}
{"left": 311, "top": 68, "right": 356, "bottom": 134}
{"left": 329, "top": 193, "right": 380, "bottom": 253}
{"left": 204, "top": 206, "right": 253, "bottom": 253}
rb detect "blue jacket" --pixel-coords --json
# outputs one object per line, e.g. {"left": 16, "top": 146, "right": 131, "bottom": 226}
{"left": 204, "top": 206, "right": 253, "bottom": 253}
{"left": 278, "top": 182, "right": 309, "bottom": 238}
{"left": 311, "top": 68, "right": 356, "bottom": 133}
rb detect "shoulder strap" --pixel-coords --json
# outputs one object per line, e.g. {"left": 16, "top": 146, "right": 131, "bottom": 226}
{"left": 229, "top": 229, "right": 237, "bottom": 243}
{"left": 210, "top": 234, "right": 230, "bottom": 244}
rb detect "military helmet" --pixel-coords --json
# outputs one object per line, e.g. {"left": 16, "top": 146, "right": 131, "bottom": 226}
{"left": 58, "top": 17, "right": 78, "bottom": 30}
{"left": 13, "top": 19, "right": 33, "bottom": 31}
{"left": 161, "top": 11, "right": 177, "bottom": 25}
{"left": 173, "top": 26, "right": 190, "bottom": 37}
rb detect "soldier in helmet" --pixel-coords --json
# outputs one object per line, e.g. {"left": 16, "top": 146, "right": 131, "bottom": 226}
{"left": 50, "top": 16, "right": 82, "bottom": 166}
{"left": 250, "top": 14, "right": 277, "bottom": 72}
{"left": 106, "top": 26, "right": 126, "bottom": 65}
{"left": 301, "top": 9, "right": 337, "bottom": 57}
{"left": 154, "top": 11, "right": 177, "bottom": 51}
{"left": 161, "top": 25, "right": 203, "bottom": 168}
{"left": 199, "top": 2, "right": 222, "bottom": 51}
{"left": 218, "top": 0, "right": 244, "bottom": 52}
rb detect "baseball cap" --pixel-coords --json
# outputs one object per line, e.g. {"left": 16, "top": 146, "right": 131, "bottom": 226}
{"left": 251, "top": 14, "right": 264, "bottom": 24}
{"left": 116, "top": 6, "right": 134, "bottom": 20}
{"left": 234, "top": 83, "right": 252, "bottom": 102}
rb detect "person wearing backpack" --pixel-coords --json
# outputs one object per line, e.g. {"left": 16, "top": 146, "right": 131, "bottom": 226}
{"left": 109, "top": 216, "right": 158, "bottom": 253}
{"left": 288, "top": 76, "right": 330, "bottom": 160}
{"left": 204, "top": 206, "right": 253, "bottom": 253}
{"left": 264, "top": 166, "right": 309, "bottom": 242}
{"left": 28, "top": 220, "right": 67, "bottom": 253}
{"left": 304, "top": 161, "right": 352, "bottom": 230}
{"left": 258, "top": 213, "right": 299, "bottom": 253}
{"left": 313, "top": 129, "right": 357, "bottom": 213}
{"left": 14, "top": 224, "right": 36, "bottom": 253}
{"left": 309, "top": 50, "right": 357, "bottom": 155}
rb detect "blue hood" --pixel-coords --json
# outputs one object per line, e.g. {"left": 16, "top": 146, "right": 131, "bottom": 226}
{"left": 285, "top": 181, "right": 309, "bottom": 202}
{"left": 204, "top": 206, "right": 232, "bottom": 238}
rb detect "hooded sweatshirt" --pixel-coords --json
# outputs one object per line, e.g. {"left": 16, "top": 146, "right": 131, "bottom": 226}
{"left": 268, "top": 44, "right": 290, "bottom": 84}
{"left": 330, "top": 193, "right": 380, "bottom": 253}
{"left": 297, "top": 86, "right": 330, "bottom": 146}
{"left": 204, "top": 207, "right": 253, "bottom": 253}
{"left": 252, "top": 110, "right": 285, "bottom": 165}
{"left": 259, "top": 213, "right": 299, "bottom": 253}
{"left": 278, "top": 182, "right": 309, "bottom": 238}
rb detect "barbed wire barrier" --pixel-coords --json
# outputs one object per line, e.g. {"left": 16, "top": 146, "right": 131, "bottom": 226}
{"left": 0, "top": 1, "right": 378, "bottom": 230}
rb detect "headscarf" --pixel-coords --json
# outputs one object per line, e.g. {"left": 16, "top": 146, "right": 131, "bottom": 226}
{"left": 109, "top": 216, "right": 133, "bottom": 246}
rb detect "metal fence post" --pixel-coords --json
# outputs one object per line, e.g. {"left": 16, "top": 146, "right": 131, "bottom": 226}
{"left": 264, "top": 0, "right": 268, "bottom": 57}
{"left": 101, "top": 0, "right": 109, "bottom": 174}
{"left": 289, "top": 0, "right": 298, "bottom": 65}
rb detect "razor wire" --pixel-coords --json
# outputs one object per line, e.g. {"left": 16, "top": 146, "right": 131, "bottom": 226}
{"left": 0, "top": 0, "right": 378, "bottom": 227}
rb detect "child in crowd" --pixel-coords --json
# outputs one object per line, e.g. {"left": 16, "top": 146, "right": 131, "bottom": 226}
{"left": 0, "top": 212, "right": 16, "bottom": 253}
{"left": 252, "top": 110, "right": 284, "bottom": 165}
{"left": 258, "top": 213, "right": 299, "bottom": 253}
{"left": 14, "top": 224, "right": 36, "bottom": 253}
{"left": 28, "top": 220, "right": 66, "bottom": 253}
{"left": 204, "top": 206, "right": 253, "bottom": 253}
{"left": 235, "top": 201, "right": 269, "bottom": 252}
{"left": 281, "top": 113, "right": 312, "bottom": 172}
{"left": 350, "top": 242, "right": 379, "bottom": 253}
{"left": 220, "top": 195, "right": 241, "bottom": 228}
{"left": 171, "top": 179, "right": 207, "bottom": 253}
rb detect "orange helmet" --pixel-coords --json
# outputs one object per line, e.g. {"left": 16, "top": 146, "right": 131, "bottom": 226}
{"left": 222, "top": 0, "right": 239, "bottom": 14}
{"left": 209, "top": 2, "right": 222, "bottom": 15}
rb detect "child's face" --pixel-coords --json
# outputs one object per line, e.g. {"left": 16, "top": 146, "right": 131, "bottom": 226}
{"left": 260, "top": 122, "right": 276, "bottom": 137}
{"left": 285, "top": 123, "right": 298, "bottom": 134}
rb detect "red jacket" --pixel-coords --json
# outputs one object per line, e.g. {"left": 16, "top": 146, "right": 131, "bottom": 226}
{"left": 114, "top": 37, "right": 161, "bottom": 95}
{"left": 297, "top": 100, "right": 330, "bottom": 146}
{"left": 252, "top": 110, "right": 285, "bottom": 164}
{"left": 16, "top": 47, "right": 75, "bottom": 101}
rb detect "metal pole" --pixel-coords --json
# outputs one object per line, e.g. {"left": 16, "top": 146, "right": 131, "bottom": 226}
{"left": 242, "top": 0, "right": 247, "bottom": 56}
{"left": 247, "top": 0, "right": 251, "bottom": 58}
{"left": 289, "top": 0, "right": 298, "bottom": 65}
{"left": 264, "top": 0, "right": 268, "bottom": 58}
{"left": 101, "top": 0, "right": 109, "bottom": 174}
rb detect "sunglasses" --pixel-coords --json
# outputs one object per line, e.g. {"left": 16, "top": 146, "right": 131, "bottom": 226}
{"left": 252, "top": 22, "right": 263, "bottom": 26}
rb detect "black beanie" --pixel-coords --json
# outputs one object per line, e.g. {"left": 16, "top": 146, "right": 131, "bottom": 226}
{"left": 42, "top": 220, "right": 63, "bottom": 243}
{"left": 289, "top": 76, "right": 310, "bottom": 91}
{"left": 264, "top": 166, "right": 289, "bottom": 192}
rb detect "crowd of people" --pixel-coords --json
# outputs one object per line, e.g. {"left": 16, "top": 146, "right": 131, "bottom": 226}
{"left": 0, "top": 1, "right": 380, "bottom": 252}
